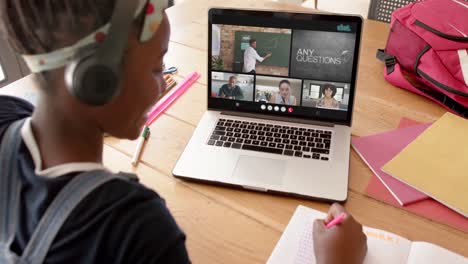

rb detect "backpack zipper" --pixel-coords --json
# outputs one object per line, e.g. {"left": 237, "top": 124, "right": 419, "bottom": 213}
{"left": 413, "top": 45, "right": 468, "bottom": 97}
{"left": 417, "top": 69, "right": 468, "bottom": 97}
{"left": 415, "top": 20, "right": 468, "bottom": 42}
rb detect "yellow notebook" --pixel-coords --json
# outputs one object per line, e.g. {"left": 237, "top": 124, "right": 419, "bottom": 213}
{"left": 382, "top": 113, "right": 468, "bottom": 218}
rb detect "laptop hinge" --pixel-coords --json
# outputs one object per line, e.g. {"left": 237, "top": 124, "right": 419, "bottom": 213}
{"left": 219, "top": 111, "right": 337, "bottom": 127}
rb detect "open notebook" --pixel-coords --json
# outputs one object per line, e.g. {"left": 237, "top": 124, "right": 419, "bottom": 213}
{"left": 268, "top": 206, "right": 467, "bottom": 264}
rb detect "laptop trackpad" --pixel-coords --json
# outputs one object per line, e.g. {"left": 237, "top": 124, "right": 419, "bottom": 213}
{"left": 232, "top": 156, "right": 285, "bottom": 187}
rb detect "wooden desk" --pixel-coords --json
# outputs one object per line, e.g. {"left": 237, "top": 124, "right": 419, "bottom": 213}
{"left": 108, "top": 0, "right": 467, "bottom": 261}
{"left": 1, "top": 1, "right": 466, "bottom": 263}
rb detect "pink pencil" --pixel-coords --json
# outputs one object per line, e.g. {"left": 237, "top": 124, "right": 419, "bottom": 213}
{"left": 325, "top": 213, "right": 346, "bottom": 229}
{"left": 146, "top": 72, "right": 201, "bottom": 126}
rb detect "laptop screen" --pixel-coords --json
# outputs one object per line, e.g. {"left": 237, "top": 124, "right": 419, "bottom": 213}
{"left": 208, "top": 9, "right": 362, "bottom": 125}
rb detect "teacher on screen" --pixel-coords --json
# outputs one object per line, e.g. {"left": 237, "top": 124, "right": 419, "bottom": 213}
{"left": 243, "top": 39, "right": 272, "bottom": 74}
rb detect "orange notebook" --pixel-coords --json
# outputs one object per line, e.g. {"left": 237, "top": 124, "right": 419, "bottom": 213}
{"left": 382, "top": 113, "right": 468, "bottom": 218}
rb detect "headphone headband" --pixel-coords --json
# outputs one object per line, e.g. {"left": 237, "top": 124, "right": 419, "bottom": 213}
{"left": 98, "top": 0, "right": 140, "bottom": 68}
{"left": 20, "top": 0, "right": 168, "bottom": 106}
{"left": 21, "top": 0, "right": 167, "bottom": 73}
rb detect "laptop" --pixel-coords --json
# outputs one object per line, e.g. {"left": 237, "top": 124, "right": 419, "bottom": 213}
{"left": 173, "top": 8, "right": 362, "bottom": 202}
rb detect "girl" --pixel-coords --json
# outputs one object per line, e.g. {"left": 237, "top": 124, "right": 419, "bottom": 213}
{"left": 269, "top": 79, "right": 297, "bottom": 106}
{"left": 317, "top": 83, "right": 340, "bottom": 109}
{"left": 0, "top": 1, "right": 366, "bottom": 263}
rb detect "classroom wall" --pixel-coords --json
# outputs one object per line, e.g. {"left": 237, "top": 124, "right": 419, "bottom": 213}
{"left": 220, "top": 25, "right": 290, "bottom": 76}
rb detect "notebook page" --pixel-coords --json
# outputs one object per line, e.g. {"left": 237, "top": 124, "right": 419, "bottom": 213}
{"left": 363, "top": 227, "right": 411, "bottom": 263}
{"left": 268, "top": 205, "right": 412, "bottom": 264}
{"left": 407, "top": 242, "right": 468, "bottom": 264}
{"left": 267, "top": 205, "right": 326, "bottom": 264}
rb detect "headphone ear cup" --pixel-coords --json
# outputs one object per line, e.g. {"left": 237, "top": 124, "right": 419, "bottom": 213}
{"left": 65, "top": 45, "right": 121, "bottom": 106}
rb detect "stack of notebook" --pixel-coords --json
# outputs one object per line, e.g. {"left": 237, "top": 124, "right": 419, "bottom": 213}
{"left": 351, "top": 113, "right": 468, "bottom": 231}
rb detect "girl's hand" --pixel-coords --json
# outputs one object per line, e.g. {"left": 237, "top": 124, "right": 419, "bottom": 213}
{"left": 313, "top": 203, "right": 367, "bottom": 264}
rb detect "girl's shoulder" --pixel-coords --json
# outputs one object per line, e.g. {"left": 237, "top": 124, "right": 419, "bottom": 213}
{"left": 0, "top": 95, "right": 34, "bottom": 144}
{"left": 316, "top": 98, "right": 325, "bottom": 105}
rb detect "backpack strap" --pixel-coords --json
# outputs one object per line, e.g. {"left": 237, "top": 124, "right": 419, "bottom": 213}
{"left": 0, "top": 119, "right": 26, "bottom": 257}
{"left": 376, "top": 49, "right": 397, "bottom": 75}
{"left": 19, "top": 170, "right": 120, "bottom": 264}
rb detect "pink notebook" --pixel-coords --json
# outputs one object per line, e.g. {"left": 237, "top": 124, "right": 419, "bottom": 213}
{"left": 351, "top": 123, "right": 431, "bottom": 205}
{"left": 366, "top": 175, "right": 468, "bottom": 232}
{"left": 398, "top": 117, "right": 421, "bottom": 128}
{"left": 363, "top": 118, "right": 468, "bottom": 232}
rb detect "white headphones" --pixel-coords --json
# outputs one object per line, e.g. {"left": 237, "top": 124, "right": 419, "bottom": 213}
{"left": 22, "top": 0, "right": 168, "bottom": 106}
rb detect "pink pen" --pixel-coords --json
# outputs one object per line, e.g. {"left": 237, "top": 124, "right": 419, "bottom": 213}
{"left": 146, "top": 71, "right": 201, "bottom": 126}
{"left": 325, "top": 212, "right": 346, "bottom": 229}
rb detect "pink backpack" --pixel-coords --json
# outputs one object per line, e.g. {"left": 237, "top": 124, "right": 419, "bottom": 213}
{"left": 377, "top": 0, "right": 468, "bottom": 117}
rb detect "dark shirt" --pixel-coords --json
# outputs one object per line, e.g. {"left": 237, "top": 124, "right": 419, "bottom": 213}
{"left": 218, "top": 84, "right": 244, "bottom": 100}
{"left": 0, "top": 95, "right": 190, "bottom": 264}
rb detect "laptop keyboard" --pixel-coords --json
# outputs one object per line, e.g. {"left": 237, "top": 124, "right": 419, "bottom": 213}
{"left": 207, "top": 118, "right": 332, "bottom": 161}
